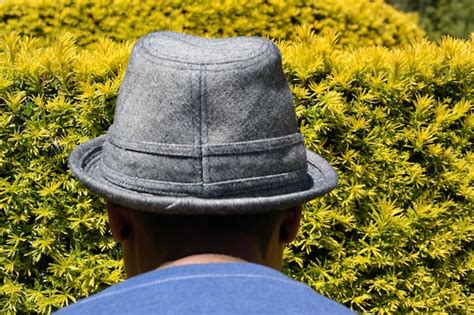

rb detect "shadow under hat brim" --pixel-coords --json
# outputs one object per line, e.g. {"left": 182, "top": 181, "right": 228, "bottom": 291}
{"left": 68, "top": 135, "right": 338, "bottom": 214}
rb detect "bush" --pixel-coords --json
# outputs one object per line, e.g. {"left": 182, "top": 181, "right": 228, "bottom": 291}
{"left": 279, "top": 28, "right": 473, "bottom": 313}
{"left": 387, "top": 0, "right": 474, "bottom": 40}
{"left": 0, "top": 33, "right": 130, "bottom": 314}
{"left": 0, "top": 28, "right": 472, "bottom": 313}
{"left": 0, "top": 0, "right": 425, "bottom": 48}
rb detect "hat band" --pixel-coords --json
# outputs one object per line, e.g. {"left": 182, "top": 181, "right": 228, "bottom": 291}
{"left": 99, "top": 157, "right": 309, "bottom": 198}
{"left": 106, "top": 132, "right": 304, "bottom": 157}
{"left": 100, "top": 133, "right": 309, "bottom": 198}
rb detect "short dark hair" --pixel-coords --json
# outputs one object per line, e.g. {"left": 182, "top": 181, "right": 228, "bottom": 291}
{"left": 133, "top": 209, "right": 287, "bottom": 253}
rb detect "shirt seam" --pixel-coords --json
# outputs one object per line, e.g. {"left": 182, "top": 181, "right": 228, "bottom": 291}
{"left": 72, "top": 273, "right": 314, "bottom": 307}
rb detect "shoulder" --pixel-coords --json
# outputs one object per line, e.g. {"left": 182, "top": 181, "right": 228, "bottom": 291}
{"left": 55, "top": 262, "right": 355, "bottom": 315}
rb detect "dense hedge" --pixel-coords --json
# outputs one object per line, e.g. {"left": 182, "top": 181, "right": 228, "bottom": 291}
{"left": 388, "top": 0, "right": 474, "bottom": 40}
{"left": 0, "top": 33, "right": 129, "bottom": 314}
{"left": 0, "top": 28, "right": 472, "bottom": 313}
{"left": 0, "top": 0, "right": 424, "bottom": 48}
{"left": 279, "top": 28, "right": 473, "bottom": 313}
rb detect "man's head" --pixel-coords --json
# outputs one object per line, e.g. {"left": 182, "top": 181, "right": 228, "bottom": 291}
{"left": 106, "top": 200, "right": 303, "bottom": 276}
{"left": 68, "top": 31, "right": 338, "bottom": 278}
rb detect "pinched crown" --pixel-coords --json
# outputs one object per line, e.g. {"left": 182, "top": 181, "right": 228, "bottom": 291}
{"left": 101, "top": 31, "right": 309, "bottom": 198}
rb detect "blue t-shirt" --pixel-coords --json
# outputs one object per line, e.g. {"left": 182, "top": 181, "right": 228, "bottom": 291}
{"left": 55, "top": 262, "right": 355, "bottom": 314}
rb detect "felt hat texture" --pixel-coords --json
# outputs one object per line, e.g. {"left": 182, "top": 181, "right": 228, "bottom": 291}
{"left": 68, "top": 30, "right": 338, "bottom": 214}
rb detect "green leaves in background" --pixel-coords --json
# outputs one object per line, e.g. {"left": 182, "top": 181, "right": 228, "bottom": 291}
{"left": 0, "top": 2, "right": 472, "bottom": 313}
{"left": 0, "top": 0, "right": 424, "bottom": 48}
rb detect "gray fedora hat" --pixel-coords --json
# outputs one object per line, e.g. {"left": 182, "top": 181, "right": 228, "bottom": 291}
{"left": 68, "top": 30, "right": 338, "bottom": 215}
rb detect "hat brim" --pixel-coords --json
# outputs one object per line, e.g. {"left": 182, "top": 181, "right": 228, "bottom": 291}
{"left": 68, "top": 135, "right": 338, "bottom": 214}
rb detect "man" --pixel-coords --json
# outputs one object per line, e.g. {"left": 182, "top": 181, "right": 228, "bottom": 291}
{"left": 58, "top": 30, "right": 354, "bottom": 314}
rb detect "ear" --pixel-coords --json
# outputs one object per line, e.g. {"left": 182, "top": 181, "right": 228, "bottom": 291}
{"left": 106, "top": 200, "right": 132, "bottom": 242}
{"left": 279, "top": 205, "right": 302, "bottom": 244}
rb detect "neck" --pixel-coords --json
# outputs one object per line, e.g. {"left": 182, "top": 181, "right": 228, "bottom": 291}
{"left": 123, "top": 235, "right": 276, "bottom": 277}
{"left": 157, "top": 253, "right": 247, "bottom": 270}
{"left": 122, "top": 221, "right": 284, "bottom": 277}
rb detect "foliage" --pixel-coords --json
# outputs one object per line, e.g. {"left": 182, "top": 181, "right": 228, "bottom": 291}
{"left": 387, "top": 0, "right": 474, "bottom": 40}
{"left": 0, "top": 27, "right": 473, "bottom": 313}
{"left": 0, "top": 0, "right": 425, "bottom": 48}
{"left": 0, "top": 32, "right": 129, "bottom": 314}
{"left": 279, "top": 27, "right": 473, "bottom": 313}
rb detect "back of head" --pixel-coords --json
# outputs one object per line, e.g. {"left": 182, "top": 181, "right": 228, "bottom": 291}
{"left": 68, "top": 31, "right": 338, "bottom": 274}
{"left": 132, "top": 205, "right": 287, "bottom": 254}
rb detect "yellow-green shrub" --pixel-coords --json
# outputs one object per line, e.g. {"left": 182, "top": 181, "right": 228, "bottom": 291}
{"left": 0, "top": 33, "right": 131, "bottom": 314}
{"left": 0, "top": 0, "right": 424, "bottom": 48}
{"left": 278, "top": 28, "right": 473, "bottom": 313}
{"left": 0, "top": 28, "right": 472, "bottom": 313}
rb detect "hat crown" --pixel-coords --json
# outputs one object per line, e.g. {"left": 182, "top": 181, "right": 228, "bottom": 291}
{"left": 109, "top": 31, "right": 299, "bottom": 145}
{"left": 102, "top": 31, "right": 309, "bottom": 199}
